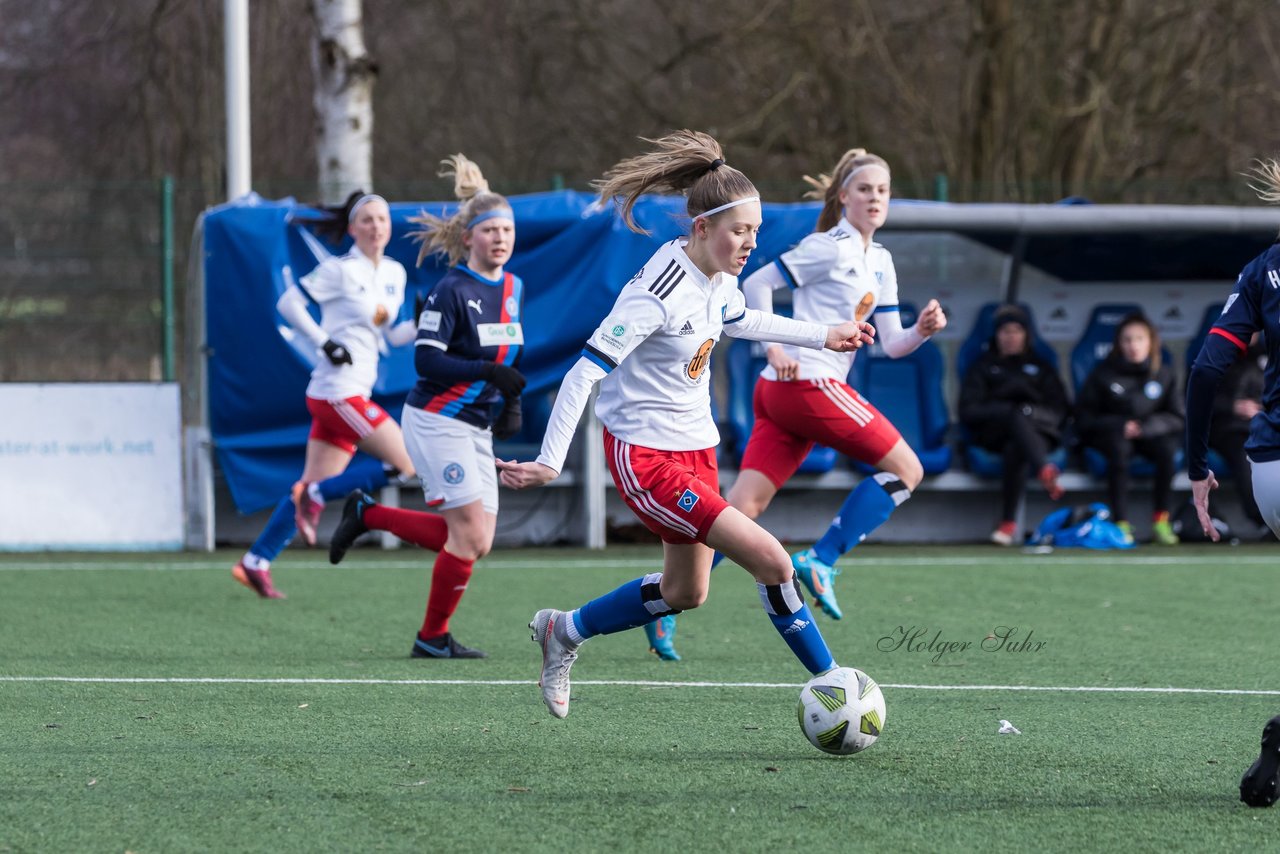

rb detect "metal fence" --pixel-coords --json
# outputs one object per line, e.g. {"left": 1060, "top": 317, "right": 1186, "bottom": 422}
{"left": 0, "top": 179, "right": 196, "bottom": 383}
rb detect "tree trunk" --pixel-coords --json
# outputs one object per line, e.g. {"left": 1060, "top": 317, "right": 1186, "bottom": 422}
{"left": 310, "top": 0, "right": 376, "bottom": 204}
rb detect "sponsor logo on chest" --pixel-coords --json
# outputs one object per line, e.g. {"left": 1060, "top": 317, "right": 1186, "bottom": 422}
{"left": 477, "top": 323, "right": 524, "bottom": 347}
{"left": 686, "top": 338, "right": 714, "bottom": 381}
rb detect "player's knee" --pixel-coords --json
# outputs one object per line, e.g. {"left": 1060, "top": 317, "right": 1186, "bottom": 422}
{"left": 666, "top": 588, "right": 708, "bottom": 611}
{"left": 736, "top": 494, "right": 771, "bottom": 519}
{"left": 897, "top": 456, "right": 924, "bottom": 491}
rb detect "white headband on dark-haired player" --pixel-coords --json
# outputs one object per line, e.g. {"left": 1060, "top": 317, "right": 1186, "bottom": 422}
{"left": 348, "top": 193, "right": 388, "bottom": 221}
{"left": 693, "top": 195, "right": 760, "bottom": 220}
{"left": 841, "top": 164, "right": 890, "bottom": 188}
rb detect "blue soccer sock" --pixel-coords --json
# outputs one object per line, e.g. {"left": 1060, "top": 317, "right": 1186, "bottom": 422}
{"left": 570, "top": 573, "right": 680, "bottom": 641}
{"left": 247, "top": 495, "right": 298, "bottom": 563}
{"left": 812, "top": 472, "right": 910, "bottom": 566}
{"left": 315, "top": 459, "right": 394, "bottom": 503}
{"left": 759, "top": 578, "right": 836, "bottom": 675}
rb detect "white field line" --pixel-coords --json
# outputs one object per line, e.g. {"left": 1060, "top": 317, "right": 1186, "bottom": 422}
{"left": 1, "top": 554, "right": 1278, "bottom": 571}
{"left": 1, "top": 676, "right": 1277, "bottom": 696}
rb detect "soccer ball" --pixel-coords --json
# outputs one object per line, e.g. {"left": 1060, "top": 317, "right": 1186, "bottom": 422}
{"left": 797, "top": 667, "right": 886, "bottom": 755}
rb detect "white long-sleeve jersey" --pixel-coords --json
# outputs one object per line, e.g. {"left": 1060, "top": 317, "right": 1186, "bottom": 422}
{"left": 535, "top": 240, "right": 829, "bottom": 473}
{"left": 743, "top": 216, "right": 925, "bottom": 382}
{"left": 278, "top": 246, "right": 413, "bottom": 399}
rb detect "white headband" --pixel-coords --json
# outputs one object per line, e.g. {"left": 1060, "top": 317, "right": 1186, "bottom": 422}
{"left": 348, "top": 193, "right": 388, "bottom": 222}
{"left": 841, "top": 164, "right": 890, "bottom": 188}
{"left": 693, "top": 195, "right": 760, "bottom": 220}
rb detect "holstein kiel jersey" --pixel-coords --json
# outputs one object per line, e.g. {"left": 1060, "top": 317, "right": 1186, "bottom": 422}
{"left": 298, "top": 246, "right": 407, "bottom": 399}
{"left": 581, "top": 240, "right": 750, "bottom": 451}
{"left": 407, "top": 266, "right": 524, "bottom": 429}
{"left": 1200, "top": 242, "right": 1280, "bottom": 462}
{"left": 767, "top": 216, "right": 900, "bottom": 382}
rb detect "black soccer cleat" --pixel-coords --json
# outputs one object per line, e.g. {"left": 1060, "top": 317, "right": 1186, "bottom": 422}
{"left": 1240, "top": 714, "right": 1280, "bottom": 808}
{"left": 411, "top": 633, "right": 488, "bottom": 659}
{"left": 328, "top": 490, "right": 374, "bottom": 565}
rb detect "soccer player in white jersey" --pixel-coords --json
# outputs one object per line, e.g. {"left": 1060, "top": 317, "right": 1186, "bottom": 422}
{"left": 326, "top": 155, "right": 526, "bottom": 659}
{"left": 497, "top": 131, "right": 875, "bottom": 719}
{"left": 643, "top": 150, "right": 943, "bottom": 653}
{"left": 1185, "top": 159, "right": 1280, "bottom": 808}
{"left": 231, "top": 193, "right": 418, "bottom": 599}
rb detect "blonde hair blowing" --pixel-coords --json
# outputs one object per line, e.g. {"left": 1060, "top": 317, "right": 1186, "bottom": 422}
{"left": 592, "top": 130, "right": 759, "bottom": 235}
{"left": 409, "top": 154, "right": 511, "bottom": 267}
{"left": 1248, "top": 158, "right": 1280, "bottom": 204}
{"left": 803, "top": 148, "right": 891, "bottom": 232}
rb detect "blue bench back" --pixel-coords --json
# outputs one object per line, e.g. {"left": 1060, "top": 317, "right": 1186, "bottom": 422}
{"left": 849, "top": 304, "right": 952, "bottom": 474}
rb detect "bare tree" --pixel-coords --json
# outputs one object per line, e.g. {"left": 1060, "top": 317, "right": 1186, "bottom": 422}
{"left": 310, "top": 0, "right": 376, "bottom": 203}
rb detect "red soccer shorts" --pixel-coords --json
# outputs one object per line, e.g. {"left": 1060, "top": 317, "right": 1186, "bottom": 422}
{"left": 305, "top": 395, "right": 390, "bottom": 453}
{"left": 739, "top": 377, "right": 902, "bottom": 488}
{"left": 604, "top": 428, "right": 730, "bottom": 545}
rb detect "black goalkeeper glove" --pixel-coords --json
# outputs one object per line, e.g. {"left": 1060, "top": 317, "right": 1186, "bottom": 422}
{"left": 492, "top": 396, "right": 523, "bottom": 440}
{"left": 482, "top": 363, "right": 526, "bottom": 398}
{"left": 322, "top": 339, "right": 353, "bottom": 366}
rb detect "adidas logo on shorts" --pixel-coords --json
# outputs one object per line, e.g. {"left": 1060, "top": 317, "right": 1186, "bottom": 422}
{"left": 679, "top": 320, "right": 695, "bottom": 335}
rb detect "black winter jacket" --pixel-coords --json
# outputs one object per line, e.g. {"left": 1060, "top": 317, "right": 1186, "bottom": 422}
{"left": 1076, "top": 355, "right": 1185, "bottom": 440}
{"left": 960, "top": 351, "right": 1070, "bottom": 440}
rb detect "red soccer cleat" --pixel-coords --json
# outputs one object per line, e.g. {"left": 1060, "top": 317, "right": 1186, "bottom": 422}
{"left": 291, "top": 481, "right": 323, "bottom": 547}
{"left": 232, "top": 559, "right": 286, "bottom": 599}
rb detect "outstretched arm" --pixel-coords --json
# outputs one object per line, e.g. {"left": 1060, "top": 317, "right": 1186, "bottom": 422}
{"left": 497, "top": 356, "right": 606, "bottom": 489}
{"left": 875, "top": 299, "right": 946, "bottom": 358}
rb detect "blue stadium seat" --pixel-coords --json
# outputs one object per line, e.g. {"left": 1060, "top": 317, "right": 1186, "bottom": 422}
{"left": 955, "top": 302, "right": 1066, "bottom": 478}
{"left": 1071, "top": 303, "right": 1182, "bottom": 476}
{"left": 848, "top": 304, "right": 952, "bottom": 475}
{"left": 724, "top": 338, "right": 837, "bottom": 473}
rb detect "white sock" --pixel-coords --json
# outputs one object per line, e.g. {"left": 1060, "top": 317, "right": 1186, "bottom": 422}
{"left": 243, "top": 552, "right": 269, "bottom": 571}
{"left": 562, "top": 610, "right": 586, "bottom": 645}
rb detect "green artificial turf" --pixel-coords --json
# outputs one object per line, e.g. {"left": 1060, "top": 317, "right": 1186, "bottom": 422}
{"left": 0, "top": 544, "right": 1275, "bottom": 852}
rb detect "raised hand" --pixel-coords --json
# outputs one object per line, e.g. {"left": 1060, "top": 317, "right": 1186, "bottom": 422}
{"left": 916, "top": 299, "right": 947, "bottom": 336}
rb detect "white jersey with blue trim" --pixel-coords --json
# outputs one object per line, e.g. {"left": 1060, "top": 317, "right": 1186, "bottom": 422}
{"left": 298, "top": 246, "right": 407, "bottom": 399}
{"left": 579, "top": 239, "right": 826, "bottom": 452}
{"left": 766, "top": 216, "right": 899, "bottom": 381}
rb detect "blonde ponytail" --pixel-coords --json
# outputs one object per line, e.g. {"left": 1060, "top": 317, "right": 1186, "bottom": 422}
{"left": 409, "top": 154, "right": 512, "bottom": 267}
{"left": 592, "top": 130, "right": 758, "bottom": 235}
{"left": 805, "top": 148, "right": 890, "bottom": 232}
{"left": 1248, "top": 158, "right": 1280, "bottom": 204}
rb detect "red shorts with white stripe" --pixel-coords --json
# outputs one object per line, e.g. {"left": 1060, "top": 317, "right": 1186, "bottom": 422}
{"left": 305, "top": 395, "right": 391, "bottom": 453}
{"left": 604, "top": 428, "right": 730, "bottom": 546}
{"left": 739, "top": 377, "right": 902, "bottom": 488}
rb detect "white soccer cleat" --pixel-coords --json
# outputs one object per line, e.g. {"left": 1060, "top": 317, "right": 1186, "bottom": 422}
{"left": 529, "top": 608, "right": 578, "bottom": 719}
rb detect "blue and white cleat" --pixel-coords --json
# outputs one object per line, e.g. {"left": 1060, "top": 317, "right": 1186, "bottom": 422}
{"left": 644, "top": 614, "right": 681, "bottom": 661}
{"left": 791, "top": 549, "right": 843, "bottom": 620}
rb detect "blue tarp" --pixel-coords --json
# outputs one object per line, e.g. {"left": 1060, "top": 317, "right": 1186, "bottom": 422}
{"left": 203, "top": 191, "right": 828, "bottom": 513}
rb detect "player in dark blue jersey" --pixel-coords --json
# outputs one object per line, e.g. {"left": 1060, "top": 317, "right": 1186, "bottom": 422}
{"left": 1185, "top": 159, "right": 1280, "bottom": 808}
{"left": 328, "top": 155, "right": 526, "bottom": 660}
